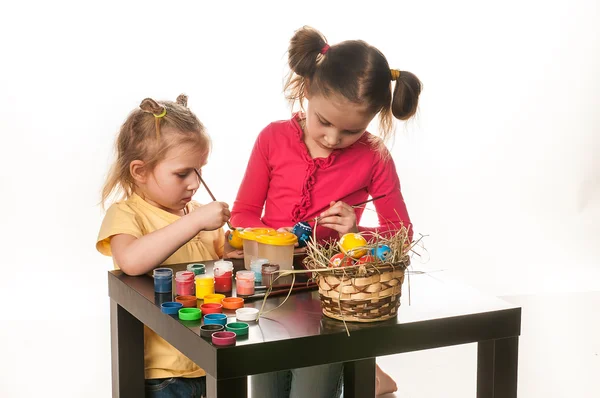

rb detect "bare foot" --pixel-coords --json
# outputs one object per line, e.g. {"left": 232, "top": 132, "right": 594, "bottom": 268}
{"left": 375, "top": 364, "right": 398, "bottom": 396}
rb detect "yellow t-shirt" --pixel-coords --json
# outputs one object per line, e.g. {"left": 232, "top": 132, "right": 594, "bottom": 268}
{"left": 97, "top": 193, "right": 224, "bottom": 379}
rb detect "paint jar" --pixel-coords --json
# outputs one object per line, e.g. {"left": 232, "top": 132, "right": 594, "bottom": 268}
{"left": 235, "top": 270, "right": 255, "bottom": 296}
{"left": 256, "top": 232, "right": 297, "bottom": 284}
{"left": 187, "top": 263, "right": 206, "bottom": 276}
{"left": 175, "top": 271, "right": 195, "bottom": 296}
{"left": 250, "top": 258, "right": 268, "bottom": 284}
{"left": 261, "top": 263, "right": 280, "bottom": 289}
{"left": 195, "top": 275, "right": 214, "bottom": 299}
{"left": 213, "top": 260, "right": 234, "bottom": 293}
{"left": 238, "top": 228, "right": 276, "bottom": 270}
{"left": 153, "top": 268, "right": 173, "bottom": 293}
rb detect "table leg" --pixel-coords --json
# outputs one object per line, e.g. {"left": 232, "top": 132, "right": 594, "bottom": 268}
{"left": 477, "top": 337, "right": 519, "bottom": 398}
{"left": 344, "top": 358, "right": 376, "bottom": 398}
{"left": 110, "top": 299, "right": 144, "bottom": 398}
{"left": 206, "top": 374, "right": 247, "bottom": 398}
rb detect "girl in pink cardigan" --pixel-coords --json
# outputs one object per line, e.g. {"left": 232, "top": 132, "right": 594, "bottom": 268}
{"left": 232, "top": 26, "right": 422, "bottom": 398}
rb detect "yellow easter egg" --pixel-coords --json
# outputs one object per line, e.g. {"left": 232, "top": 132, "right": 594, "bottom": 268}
{"left": 338, "top": 233, "right": 368, "bottom": 259}
{"left": 228, "top": 228, "right": 244, "bottom": 249}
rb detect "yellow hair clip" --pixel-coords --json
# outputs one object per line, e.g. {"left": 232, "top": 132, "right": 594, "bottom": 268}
{"left": 153, "top": 108, "right": 167, "bottom": 118}
{"left": 390, "top": 69, "right": 401, "bottom": 81}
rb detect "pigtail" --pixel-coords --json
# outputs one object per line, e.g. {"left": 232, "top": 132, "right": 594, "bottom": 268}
{"left": 285, "top": 26, "right": 329, "bottom": 110}
{"left": 391, "top": 71, "right": 422, "bottom": 120}
{"left": 139, "top": 98, "right": 167, "bottom": 139}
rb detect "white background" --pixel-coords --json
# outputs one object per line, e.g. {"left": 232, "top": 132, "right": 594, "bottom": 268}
{"left": 1, "top": 0, "right": 598, "bottom": 397}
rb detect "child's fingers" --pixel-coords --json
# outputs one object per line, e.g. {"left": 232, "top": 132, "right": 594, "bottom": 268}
{"left": 318, "top": 215, "right": 343, "bottom": 226}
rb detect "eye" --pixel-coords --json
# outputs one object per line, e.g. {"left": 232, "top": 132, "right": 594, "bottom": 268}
{"left": 176, "top": 172, "right": 189, "bottom": 178}
{"left": 318, "top": 118, "right": 331, "bottom": 127}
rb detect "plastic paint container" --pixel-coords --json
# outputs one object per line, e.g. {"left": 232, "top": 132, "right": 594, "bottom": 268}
{"left": 178, "top": 307, "right": 202, "bottom": 321}
{"left": 175, "top": 295, "right": 197, "bottom": 308}
{"left": 213, "top": 260, "right": 234, "bottom": 293}
{"left": 235, "top": 270, "right": 255, "bottom": 296}
{"left": 203, "top": 313, "right": 228, "bottom": 326}
{"left": 200, "top": 324, "right": 224, "bottom": 339}
{"left": 175, "top": 271, "right": 195, "bottom": 296}
{"left": 261, "top": 263, "right": 280, "bottom": 289}
{"left": 226, "top": 322, "right": 249, "bottom": 336}
{"left": 195, "top": 275, "right": 214, "bottom": 299}
{"left": 212, "top": 331, "right": 236, "bottom": 346}
{"left": 187, "top": 263, "right": 206, "bottom": 276}
{"left": 153, "top": 268, "right": 173, "bottom": 293}
{"left": 256, "top": 232, "right": 297, "bottom": 274}
{"left": 203, "top": 294, "right": 225, "bottom": 304}
{"left": 239, "top": 228, "right": 276, "bottom": 270}
{"left": 235, "top": 308, "right": 259, "bottom": 322}
{"left": 249, "top": 258, "right": 268, "bottom": 284}
{"left": 200, "top": 303, "right": 223, "bottom": 314}
{"left": 160, "top": 302, "right": 183, "bottom": 315}
{"left": 222, "top": 297, "right": 244, "bottom": 310}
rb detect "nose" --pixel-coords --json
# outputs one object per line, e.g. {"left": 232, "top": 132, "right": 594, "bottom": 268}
{"left": 323, "top": 130, "right": 341, "bottom": 147}
{"left": 188, "top": 172, "right": 200, "bottom": 191}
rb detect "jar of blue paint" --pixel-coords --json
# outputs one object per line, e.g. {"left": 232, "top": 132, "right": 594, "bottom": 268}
{"left": 153, "top": 268, "right": 173, "bottom": 293}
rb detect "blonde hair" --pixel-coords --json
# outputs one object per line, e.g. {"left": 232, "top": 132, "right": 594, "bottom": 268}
{"left": 284, "top": 26, "right": 422, "bottom": 150}
{"left": 101, "top": 94, "right": 210, "bottom": 209}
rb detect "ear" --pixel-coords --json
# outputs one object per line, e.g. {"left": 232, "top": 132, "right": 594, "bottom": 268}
{"left": 130, "top": 160, "right": 148, "bottom": 184}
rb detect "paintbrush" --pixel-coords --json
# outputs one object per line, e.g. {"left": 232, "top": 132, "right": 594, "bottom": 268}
{"left": 241, "top": 283, "right": 319, "bottom": 302}
{"left": 300, "top": 194, "right": 386, "bottom": 224}
{"left": 194, "top": 169, "right": 234, "bottom": 230}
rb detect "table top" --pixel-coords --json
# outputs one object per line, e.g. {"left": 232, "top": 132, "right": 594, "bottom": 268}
{"left": 108, "top": 260, "right": 521, "bottom": 379}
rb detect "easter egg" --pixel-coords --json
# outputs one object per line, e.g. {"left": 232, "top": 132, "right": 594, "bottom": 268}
{"left": 329, "top": 253, "right": 354, "bottom": 268}
{"left": 371, "top": 245, "right": 392, "bottom": 261}
{"left": 357, "top": 254, "right": 376, "bottom": 264}
{"left": 228, "top": 228, "right": 244, "bottom": 249}
{"left": 291, "top": 221, "right": 312, "bottom": 248}
{"left": 338, "top": 233, "right": 368, "bottom": 259}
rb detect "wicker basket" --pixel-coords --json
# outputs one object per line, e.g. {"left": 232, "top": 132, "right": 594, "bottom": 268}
{"left": 316, "top": 262, "right": 407, "bottom": 322}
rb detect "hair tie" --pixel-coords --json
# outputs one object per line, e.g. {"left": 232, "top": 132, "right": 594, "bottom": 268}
{"left": 153, "top": 108, "right": 167, "bottom": 118}
{"left": 390, "top": 69, "right": 401, "bottom": 81}
{"left": 320, "top": 44, "right": 330, "bottom": 55}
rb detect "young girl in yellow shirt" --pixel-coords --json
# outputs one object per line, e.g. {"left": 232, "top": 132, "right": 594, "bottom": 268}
{"left": 97, "top": 94, "right": 235, "bottom": 398}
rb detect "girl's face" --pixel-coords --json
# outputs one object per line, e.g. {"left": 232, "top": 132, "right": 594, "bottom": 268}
{"left": 133, "top": 144, "right": 207, "bottom": 215}
{"left": 304, "top": 93, "right": 376, "bottom": 157}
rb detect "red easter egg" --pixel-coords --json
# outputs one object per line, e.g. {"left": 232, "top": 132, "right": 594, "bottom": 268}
{"left": 358, "top": 255, "right": 376, "bottom": 264}
{"left": 329, "top": 253, "right": 354, "bottom": 268}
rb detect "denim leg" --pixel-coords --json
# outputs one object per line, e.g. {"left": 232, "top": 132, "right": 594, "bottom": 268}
{"left": 251, "top": 370, "right": 292, "bottom": 398}
{"left": 289, "top": 363, "right": 343, "bottom": 398}
{"left": 145, "top": 377, "right": 206, "bottom": 398}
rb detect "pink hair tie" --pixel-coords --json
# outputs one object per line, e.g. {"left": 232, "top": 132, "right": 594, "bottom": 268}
{"left": 320, "top": 44, "right": 330, "bottom": 55}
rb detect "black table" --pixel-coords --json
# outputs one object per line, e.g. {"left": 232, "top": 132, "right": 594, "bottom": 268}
{"left": 108, "top": 261, "right": 521, "bottom": 397}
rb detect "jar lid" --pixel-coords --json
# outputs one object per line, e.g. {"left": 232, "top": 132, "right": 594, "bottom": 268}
{"left": 255, "top": 231, "right": 298, "bottom": 246}
{"left": 236, "top": 270, "right": 255, "bottom": 280}
{"left": 176, "top": 271, "right": 195, "bottom": 280}
{"left": 153, "top": 267, "right": 172, "bottom": 277}
{"left": 214, "top": 260, "right": 234, "bottom": 270}
{"left": 195, "top": 275, "right": 215, "bottom": 285}
{"left": 262, "top": 263, "right": 280, "bottom": 272}
{"left": 238, "top": 228, "right": 277, "bottom": 241}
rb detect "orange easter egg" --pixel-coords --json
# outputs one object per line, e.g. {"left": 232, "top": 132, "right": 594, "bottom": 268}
{"left": 329, "top": 253, "right": 354, "bottom": 268}
{"left": 358, "top": 255, "right": 376, "bottom": 264}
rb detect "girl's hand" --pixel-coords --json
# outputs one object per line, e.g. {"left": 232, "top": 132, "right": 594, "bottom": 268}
{"left": 223, "top": 230, "right": 244, "bottom": 259}
{"left": 318, "top": 201, "right": 358, "bottom": 236}
{"left": 196, "top": 201, "right": 230, "bottom": 231}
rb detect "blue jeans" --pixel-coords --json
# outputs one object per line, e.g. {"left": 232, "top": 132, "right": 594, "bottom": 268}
{"left": 145, "top": 377, "right": 206, "bottom": 398}
{"left": 251, "top": 363, "right": 343, "bottom": 398}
